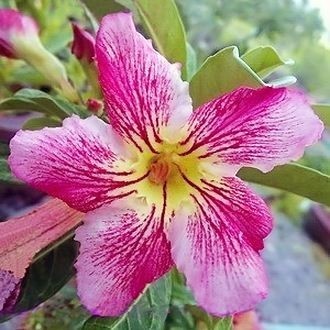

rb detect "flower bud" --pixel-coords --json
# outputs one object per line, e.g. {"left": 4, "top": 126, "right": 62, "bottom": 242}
{"left": 71, "top": 22, "right": 95, "bottom": 63}
{"left": 71, "top": 22, "right": 101, "bottom": 98}
{"left": 0, "top": 8, "right": 39, "bottom": 59}
{"left": 86, "top": 98, "right": 103, "bottom": 114}
{"left": 0, "top": 8, "right": 79, "bottom": 102}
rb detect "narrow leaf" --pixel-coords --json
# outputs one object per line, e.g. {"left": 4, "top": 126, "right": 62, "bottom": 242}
{"left": 312, "top": 104, "right": 330, "bottom": 127}
{"left": 83, "top": 274, "right": 172, "bottom": 330}
{"left": 190, "top": 46, "right": 263, "bottom": 108}
{"left": 238, "top": 164, "right": 330, "bottom": 206}
{"left": 134, "top": 0, "right": 188, "bottom": 79}
{"left": 242, "top": 46, "right": 293, "bottom": 78}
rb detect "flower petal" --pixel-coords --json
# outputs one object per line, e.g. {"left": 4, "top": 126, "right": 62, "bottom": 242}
{"left": 182, "top": 87, "right": 323, "bottom": 172}
{"left": 96, "top": 13, "right": 192, "bottom": 150}
{"left": 168, "top": 176, "right": 271, "bottom": 316}
{"left": 0, "top": 198, "right": 82, "bottom": 313}
{"left": 75, "top": 198, "right": 173, "bottom": 316}
{"left": 9, "top": 115, "right": 144, "bottom": 212}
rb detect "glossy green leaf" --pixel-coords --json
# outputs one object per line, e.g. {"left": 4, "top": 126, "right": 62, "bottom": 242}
{"left": 0, "top": 237, "right": 78, "bottom": 322}
{"left": 81, "top": 0, "right": 127, "bottom": 20}
{"left": 312, "top": 104, "right": 330, "bottom": 127}
{"left": 238, "top": 163, "right": 330, "bottom": 206}
{"left": 134, "top": 0, "right": 188, "bottom": 79}
{"left": 242, "top": 46, "right": 293, "bottom": 78}
{"left": 190, "top": 46, "right": 263, "bottom": 108}
{"left": 23, "top": 117, "right": 61, "bottom": 130}
{"left": 83, "top": 274, "right": 172, "bottom": 330}
{"left": 0, "top": 89, "right": 87, "bottom": 119}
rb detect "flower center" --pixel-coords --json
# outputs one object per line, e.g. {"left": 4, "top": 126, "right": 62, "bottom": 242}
{"left": 148, "top": 155, "right": 173, "bottom": 185}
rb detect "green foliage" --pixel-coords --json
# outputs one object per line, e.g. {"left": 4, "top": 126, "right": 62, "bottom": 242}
{"left": 0, "top": 157, "right": 17, "bottom": 184}
{"left": 312, "top": 104, "right": 330, "bottom": 127}
{"left": 0, "top": 88, "right": 87, "bottom": 121}
{"left": 189, "top": 46, "right": 263, "bottom": 108}
{"left": 1, "top": 237, "right": 78, "bottom": 321}
{"left": 83, "top": 274, "right": 172, "bottom": 330}
{"left": 238, "top": 164, "right": 330, "bottom": 207}
{"left": 241, "top": 45, "right": 293, "bottom": 78}
{"left": 135, "top": 0, "right": 188, "bottom": 79}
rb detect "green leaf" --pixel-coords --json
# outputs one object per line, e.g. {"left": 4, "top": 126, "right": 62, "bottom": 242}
{"left": 80, "top": 0, "right": 127, "bottom": 20}
{"left": 134, "top": 0, "right": 188, "bottom": 79}
{"left": 268, "top": 75, "right": 297, "bottom": 87}
{"left": 213, "top": 317, "right": 233, "bottom": 330}
{"left": 23, "top": 117, "right": 61, "bottom": 130}
{"left": 312, "top": 104, "right": 330, "bottom": 127}
{"left": 0, "top": 89, "right": 87, "bottom": 119}
{"left": 83, "top": 274, "right": 172, "bottom": 330}
{"left": 238, "top": 163, "right": 330, "bottom": 206}
{"left": 0, "top": 157, "right": 17, "bottom": 184}
{"left": 186, "top": 43, "right": 198, "bottom": 81}
{"left": 190, "top": 46, "right": 263, "bottom": 108}
{"left": 241, "top": 46, "right": 293, "bottom": 78}
{"left": 10, "top": 237, "right": 78, "bottom": 314}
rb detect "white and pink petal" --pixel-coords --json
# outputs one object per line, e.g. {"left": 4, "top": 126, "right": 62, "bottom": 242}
{"left": 9, "top": 115, "right": 142, "bottom": 212}
{"left": 181, "top": 87, "right": 323, "bottom": 172}
{"left": 75, "top": 198, "right": 173, "bottom": 316}
{"left": 168, "top": 176, "right": 272, "bottom": 316}
{"left": 96, "top": 13, "right": 192, "bottom": 151}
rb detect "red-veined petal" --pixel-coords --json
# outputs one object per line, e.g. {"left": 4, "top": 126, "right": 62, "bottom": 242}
{"left": 9, "top": 115, "right": 144, "bottom": 212}
{"left": 96, "top": 12, "right": 192, "bottom": 151}
{"left": 168, "top": 176, "right": 272, "bottom": 316}
{"left": 182, "top": 87, "right": 323, "bottom": 172}
{"left": 75, "top": 197, "right": 173, "bottom": 316}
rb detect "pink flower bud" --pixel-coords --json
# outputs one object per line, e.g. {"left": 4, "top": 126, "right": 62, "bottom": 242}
{"left": 71, "top": 22, "right": 95, "bottom": 63}
{"left": 86, "top": 98, "right": 103, "bottom": 113}
{"left": 0, "top": 8, "right": 39, "bottom": 59}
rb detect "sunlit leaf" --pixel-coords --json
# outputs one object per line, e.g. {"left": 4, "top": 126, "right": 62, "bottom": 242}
{"left": 190, "top": 46, "right": 263, "bottom": 108}
{"left": 134, "top": 0, "right": 188, "bottom": 79}
{"left": 83, "top": 274, "right": 172, "bottom": 330}
{"left": 238, "top": 163, "right": 330, "bottom": 206}
{"left": 312, "top": 104, "right": 330, "bottom": 127}
{"left": 242, "top": 46, "right": 293, "bottom": 78}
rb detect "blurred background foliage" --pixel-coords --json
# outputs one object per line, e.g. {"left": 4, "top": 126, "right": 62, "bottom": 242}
{"left": 177, "top": 0, "right": 330, "bottom": 101}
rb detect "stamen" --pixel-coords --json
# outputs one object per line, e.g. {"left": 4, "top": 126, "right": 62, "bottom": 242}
{"left": 148, "top": 156, "right": 172, "bottom": 184}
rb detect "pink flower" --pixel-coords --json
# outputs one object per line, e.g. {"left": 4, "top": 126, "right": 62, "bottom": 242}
{"left": 0, "top": 8, "right": 39, "bottom": 58}
{"left": 8, "top": 13, "right": 323, "bottom": 317}
{"left": 71, "top": 22, "right": 95, "bottom": 63}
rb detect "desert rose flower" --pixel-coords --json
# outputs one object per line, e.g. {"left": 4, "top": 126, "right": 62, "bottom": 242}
{"left": 9, "top": 13, "right": 323, "bottom": 317}
{"left": 0, "top": 8, "right": 78, "bottom": 102}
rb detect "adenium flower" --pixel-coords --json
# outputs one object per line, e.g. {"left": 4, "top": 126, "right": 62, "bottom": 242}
{"left": 8, "top": 13, "right": 323, "bottom": 316}
{"left": 0, "top": 8, "right": 79, "bottom": 102}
